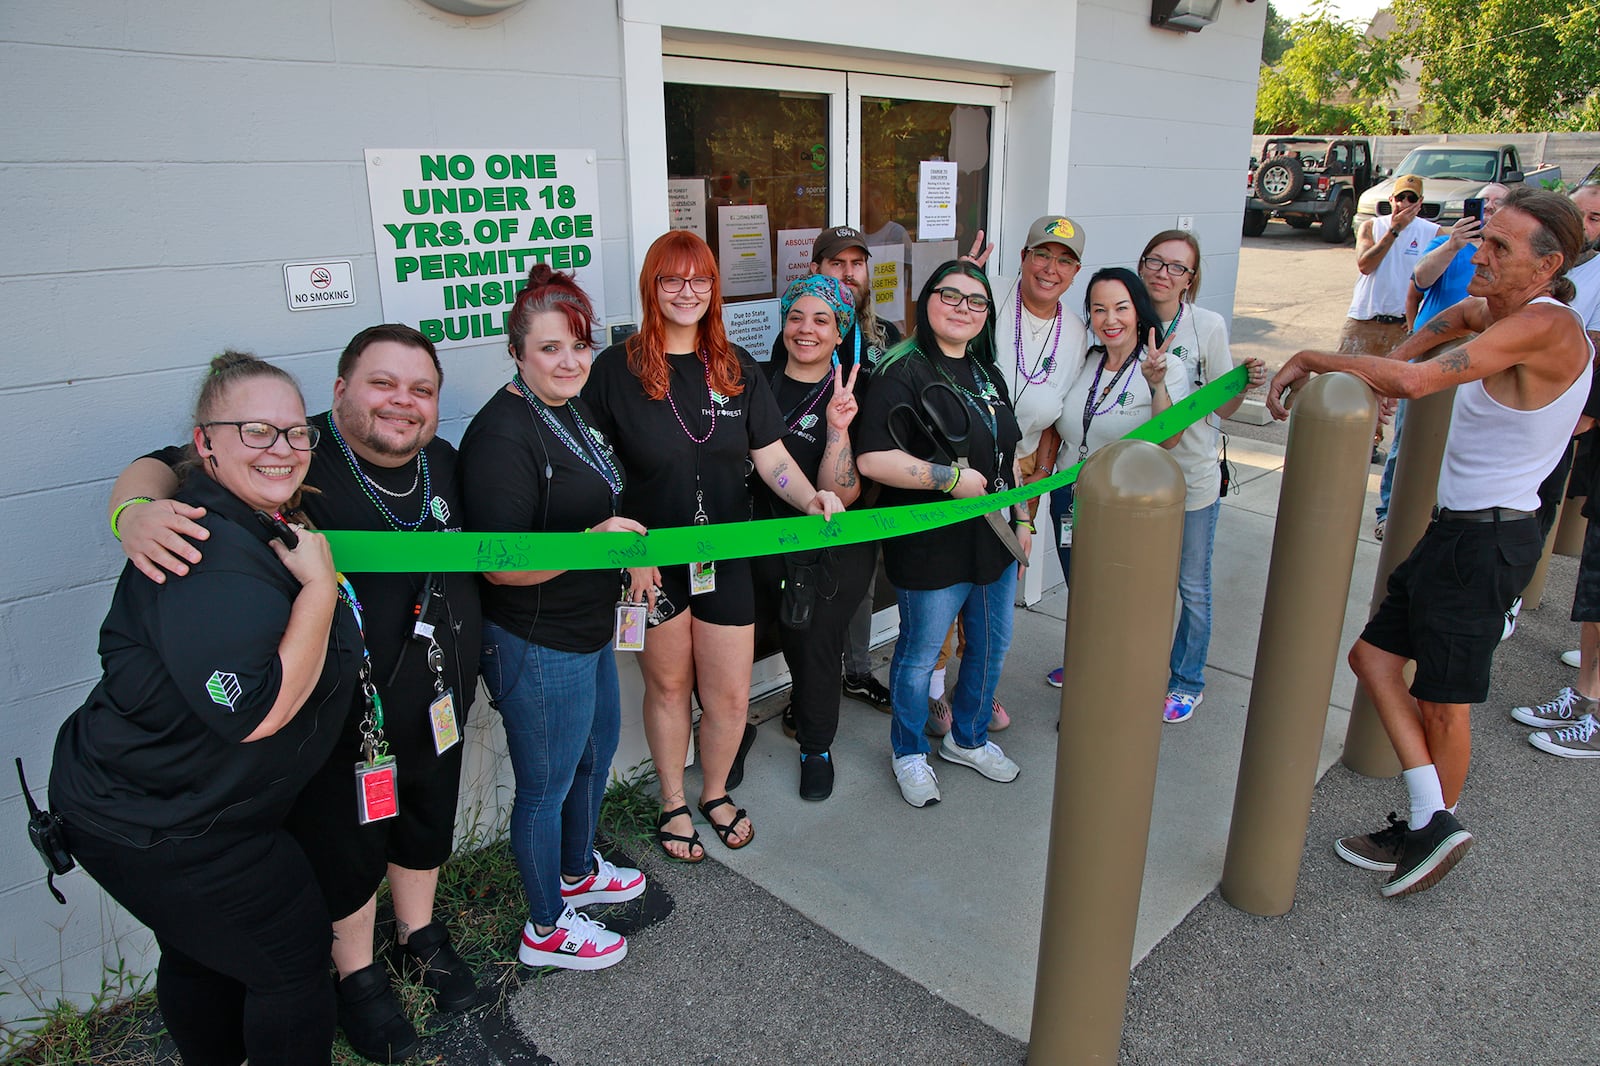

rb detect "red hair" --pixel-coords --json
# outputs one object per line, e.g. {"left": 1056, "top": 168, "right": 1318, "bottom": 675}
{"left": 507, "top": 265, "right": 597, "bottom": 358}
{"left": 627, "top": 231, "right": 744, "bottom": 401}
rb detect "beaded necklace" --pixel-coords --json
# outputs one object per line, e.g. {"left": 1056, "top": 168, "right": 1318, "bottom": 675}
{"left": 326, "top": 415, "right": 432, "bottom": 531}
{"left": 1014, "top": 296, "right": 1061, "bottom": 385}
{"left": 664, "top": 351, "right": 717, "bottom": 444}
{"left": 511, "top": 374, "right": 623, "bottom": 508}
{"left": 927, "top": 351, "right": 1005, "bottom": 481}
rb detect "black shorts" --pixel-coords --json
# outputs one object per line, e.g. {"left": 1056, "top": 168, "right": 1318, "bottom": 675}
{"left": 1360, "top": 516, "right": 1540, "bottom": 704}
{"left": 651, "top": 558, "right": 755, "bottom": 628}
{"left": 284, "top": 716, "right": 468, "bottom": 920}
{"left": 1572, "top": 518, "right": 1600, "bottom": 623}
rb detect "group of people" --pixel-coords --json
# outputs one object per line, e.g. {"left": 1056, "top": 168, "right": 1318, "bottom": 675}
{"left": 1273, "top": 183, "right": 1599, "bottom": 899}
{"left": 48, "top": 211, "right": 1266, "bottom": 1064}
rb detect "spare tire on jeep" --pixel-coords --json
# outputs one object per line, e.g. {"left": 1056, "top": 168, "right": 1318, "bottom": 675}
{"left": 1255, "top": 155, "right": 1304, "bottom": 207}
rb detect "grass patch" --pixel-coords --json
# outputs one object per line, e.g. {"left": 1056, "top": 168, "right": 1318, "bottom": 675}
{"left": 4, "top": 761, "right": 661, "bottom": 1066}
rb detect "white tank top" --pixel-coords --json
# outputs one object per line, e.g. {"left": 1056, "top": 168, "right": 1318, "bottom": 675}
{"left": 1348, "top": 215, "right": 1439, "bottom": 320}
{"left": 1436, "top": 297, "right": 1594, "bottom": 511}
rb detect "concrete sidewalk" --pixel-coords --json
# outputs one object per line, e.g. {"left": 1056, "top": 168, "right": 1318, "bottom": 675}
{"left": 495, "top": 438, "right": 1600, "bottom": 1064}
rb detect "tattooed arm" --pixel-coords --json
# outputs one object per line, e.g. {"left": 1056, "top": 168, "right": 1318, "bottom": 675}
{"left": 814, "top": 425, "right": 862, "bottom": 506}
{"left": 752, "top": 441, "right": 843, "bottom": 517}
{"left": 857, "top": 449, "right": 986, "bottom": 499}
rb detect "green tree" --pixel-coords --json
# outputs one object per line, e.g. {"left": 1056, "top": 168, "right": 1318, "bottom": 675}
{"left": 1389, "top": 0, "right": 1600, "bottom": 131}
{"left": 1261, "top": 1, "right": 1291, "bottom": 65}
{"left": 1255, "top": 1, "right": 1403, "bottom": 133}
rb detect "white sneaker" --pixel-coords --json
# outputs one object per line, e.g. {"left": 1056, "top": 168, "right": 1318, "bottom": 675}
{"left": 1562, "top": 648, "right": 1581, "bottom": 668}
{"left": 936, "top": 734, "right": 1020, "bottom": 782}
{"left": 560, "top": 850, "right": 646, "bottom": 908}
{"left": 1501, "top": 595, "right": 1522, "bottom": 642}
{"left": 518, "top": 906, "right": 626, "bottom": 971}
{"left": 892, "top": 753, "right": 941, "bottom": 807}
{"left": 1510, "top": 686, "right": 1595, "bottom": 728}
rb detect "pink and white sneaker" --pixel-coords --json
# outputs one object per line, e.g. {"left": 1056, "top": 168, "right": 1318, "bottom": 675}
{"left": 1163, "top": 691, "right": 1202, "bottom": 724}
{"left": 519, "top": 906, "right": 627, "bottom": 971}
{"left": 560, "top": 851, "right": 646, "bottom": 908}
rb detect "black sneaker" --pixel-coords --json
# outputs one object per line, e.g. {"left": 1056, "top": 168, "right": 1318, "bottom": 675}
{"left": 799, "top": 751, "right": 834, "bottom": 801}
{"left": 843, "top": 673, "right": 892, "bottom": 713}
{"left": 1381, "top": 810, "right": 1472, "bottom": 898}
{"left": 401, "top": 921, "right": 477, "bottom": 1013}
{"left": 338, "top": 962, "right": 419, "bottom": 1064}
{"left": 1334, "top": 812, "right": 1407, "bottom": 873}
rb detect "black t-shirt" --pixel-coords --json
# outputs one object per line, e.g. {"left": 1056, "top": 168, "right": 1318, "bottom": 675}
{"left": 855, "top": 348, "right": 1022, "bottom": 590}
{"left": 50, "top": 471, "right": 363, "bottom": 845}
{"left": 143, "top": 413, "right": 483, "bottom": 761}
{"left": 581, "top": 344, "right": 785, "bottom": 528}
{"left": 768, "top": 318, "right": 902, "bottom": 376}
{"left": 752, "top": 367, "right": 874, "bottom": 521}
{"left": 459, "top": 387, "right": 622, "bottom": 653}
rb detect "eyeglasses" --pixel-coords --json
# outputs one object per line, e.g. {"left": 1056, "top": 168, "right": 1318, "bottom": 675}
{"left": 1028, "top": 248, "right": 1080, "bottom": 270}
{"left": 1394, "top": 192, "right": 1420, "bottom": 204}
{"left": 202, "top": 421, "right": 320, "bottom": 451}
{"left": 1140, "top": 256, "right": 1194, "bottom": 279}
{"left": 933, "top": 287, "right": 991, "bottom": 312}
{"left": 657, "top": 275, "right": 715, "bottom": 294}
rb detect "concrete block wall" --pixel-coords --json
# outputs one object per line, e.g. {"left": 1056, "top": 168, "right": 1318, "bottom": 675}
{"left": 0, "top": 0, "right": 632, "bottom": 1022}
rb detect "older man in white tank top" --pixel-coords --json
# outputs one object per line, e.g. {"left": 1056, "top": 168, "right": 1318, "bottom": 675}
{"left": 1266, "top": 187, "right": 1592, "bottom": 899}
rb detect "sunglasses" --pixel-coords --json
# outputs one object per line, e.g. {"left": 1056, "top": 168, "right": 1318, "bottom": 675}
{"left": 1394, "top": 192, "right": 1420, "bottom": 204}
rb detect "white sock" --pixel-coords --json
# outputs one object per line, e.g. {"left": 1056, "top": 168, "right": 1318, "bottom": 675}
{"left": 1402, "top": 765, "right": 1446, "bottom": 829}
{"left": 929, "top": 668, "right": 946, "bottom": 701}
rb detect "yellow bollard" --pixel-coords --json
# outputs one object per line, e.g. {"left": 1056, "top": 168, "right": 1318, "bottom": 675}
{"left": 1554, "top": 494, "right": 1588, "bottom": 558}
{"left": 1028, "top": 440, "right": 1185, "bottom": 1066}
{"left": 1220, "top": 373, "right": 1377, "bottom": 915}
{"left": 1343, "top": 380, "right": 1458, "bottom": 777}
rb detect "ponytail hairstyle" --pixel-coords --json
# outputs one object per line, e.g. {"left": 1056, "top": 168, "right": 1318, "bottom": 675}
{"left": 184, "top": 350, "right": 311, "bottom": 510}
{"left": 877, "top": 259, "right": 997, "bottom": 373}
{"left": 1501, "top": 186, "right": 1583, "bottom": 304}
{"left": 628, "top": 231, "right": 744, "bottom": 401}
{"left": 507, "top": 264, "right": 598, "bottom": 362}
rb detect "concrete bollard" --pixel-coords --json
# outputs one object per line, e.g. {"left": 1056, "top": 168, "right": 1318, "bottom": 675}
{"left": 1522, "top": 489, "right": 1565, "bottom": 611}
{"left": 1028, "top": 440, "right": 1184, "bottom": 1066}
{"left": 1343, "top": 378, "right": 1458, "bottom": 777}
{"left": 1554, "top": 494, "right": 1588, "bottom": 558}
{"left": 1220, "top": 373, "right": 1377, "bottom": 916}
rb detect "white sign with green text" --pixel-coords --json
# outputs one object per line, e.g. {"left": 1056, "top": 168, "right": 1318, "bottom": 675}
{"left": 364, "top": 149, "right": 604, "bottom": 350}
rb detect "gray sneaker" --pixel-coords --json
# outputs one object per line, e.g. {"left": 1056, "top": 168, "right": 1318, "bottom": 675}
{"left": 936, "top": 735, "right": 1020, "bottom": 782}
{"left": 892, "top": 753, "right": 941, "bottom": 807}
{"left": 1511, "top": 687, "right": 1595, "bottom": 728}
{"left": 1334, "top": 812, "right": 1407, "bottom": 873}
{"left": 1529, "top": 713, "right": 1600, "bottom": 759}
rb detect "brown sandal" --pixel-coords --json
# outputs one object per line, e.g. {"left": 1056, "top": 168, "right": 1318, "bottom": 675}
{"left": 697, "top": 796, "right": 755, "bottom": 850}
{"left": 656, "top": 805, "right": 705, "bottom": 863}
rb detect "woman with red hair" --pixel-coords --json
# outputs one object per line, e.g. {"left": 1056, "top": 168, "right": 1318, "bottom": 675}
{"left": 582, "top": 231, "right": 842, "bottom": 861}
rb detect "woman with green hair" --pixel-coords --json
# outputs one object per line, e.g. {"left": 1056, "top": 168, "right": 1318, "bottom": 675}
{"left": 856, "top": 261, "right": 1031, "bottom": 808}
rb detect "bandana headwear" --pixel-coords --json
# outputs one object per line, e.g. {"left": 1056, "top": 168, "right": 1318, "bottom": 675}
{"left": 781, "top": 274, "right": 856, "bottom": 339}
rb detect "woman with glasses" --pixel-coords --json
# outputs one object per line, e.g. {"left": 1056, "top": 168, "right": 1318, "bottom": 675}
{"left": 581, "top": 231, "right": 843, "bottom": 860}
{"left": 1136, "top": 232, "right": 1267, "bottom": 724}
{"left": 856, "top": 262, "right": 1030, "bottom": 808}
{"left": 750, "top": 274, "right": 870, "bottom": 802}
{"left": 50, "top": 352, "right": 361, "bottom": 1066}
{"left": 460, "top": 266, "right": 648, "bottom": 971}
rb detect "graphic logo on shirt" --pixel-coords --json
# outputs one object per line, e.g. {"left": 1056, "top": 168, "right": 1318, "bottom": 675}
{"left": 1170, "top": 345, "right": 1187, "bottom": 359}
{"left": 206, "top": 671, "right": 242, "bottom": 711}
{"left": 710, "top": 388, "right": 731, "bottom": 405}
{"left": 799, "top": 414, "right": 819, "bottom": 431}
{"left": 430, "top": 497, "right": 450, "bottom": 523}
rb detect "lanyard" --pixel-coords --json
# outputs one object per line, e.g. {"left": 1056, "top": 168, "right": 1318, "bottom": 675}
{"left": 512, "top": 374, "right": 623, "bottom": 513}
{"left": 1079, "top": 349, "right": 1142, "bottom": 460}
{"left": 335, "top": 573, "right": 387, "bottom": 762}
{"left": 927, "top": 353, "right": 1006, "bottom": 485}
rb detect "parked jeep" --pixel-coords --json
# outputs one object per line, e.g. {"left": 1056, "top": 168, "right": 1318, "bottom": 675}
{"left": 1244, "top": 137, "right": 1375, "bottom": 243}
{"left": 1355, "top": 143, "right": 1562, "bottom": 229}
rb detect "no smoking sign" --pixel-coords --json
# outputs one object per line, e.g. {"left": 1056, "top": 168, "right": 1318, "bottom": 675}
{"left": 283, "top": 260, "right": 356, "bottom": 311}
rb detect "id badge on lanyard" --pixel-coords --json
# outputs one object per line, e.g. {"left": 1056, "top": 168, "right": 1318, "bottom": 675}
{"left": 341, "top": 574, "right": 400, "bottom": 824}
{"left": 424, "top": 640, "right": 460, "bottom": 756}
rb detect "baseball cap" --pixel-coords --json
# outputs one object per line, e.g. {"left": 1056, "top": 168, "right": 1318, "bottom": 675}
{"left": 812, "top": 226, "right": 870, "bottom": 263}
{"left": 1392, "top": 174, "right": 1424, "bottom": 198}
{"left": 1024, "top": 215, "right": 1086, "bottom": 260}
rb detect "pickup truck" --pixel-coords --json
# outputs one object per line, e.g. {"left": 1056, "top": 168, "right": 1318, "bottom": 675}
{"left": 1245, "top": 136, "right": 1374, "bottom": 243}
{"left": 1355, "top": 143, "right": 1561, "bottom": 229}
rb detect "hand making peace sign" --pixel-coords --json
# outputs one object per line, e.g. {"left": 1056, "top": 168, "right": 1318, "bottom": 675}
{"left": 825, "top": 360, "right": 861, "bottom": 432}
{"left": 1140, "top": 325, "right": 1177, "bottom": 387}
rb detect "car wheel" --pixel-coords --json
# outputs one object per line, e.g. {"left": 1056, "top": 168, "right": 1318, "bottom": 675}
{"left": 1321, "top": 197, "right": 1354, "bottom": 243}
{"left": 1255, "top": 156, "right": 1304, "bottom": 207}
{"left": 1243, "top": 208, "right": 1267, "bottom": 237}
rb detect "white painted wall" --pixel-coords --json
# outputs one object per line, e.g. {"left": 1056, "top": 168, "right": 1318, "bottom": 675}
{"left": 0, "top": 0, "right": 1264, "bottom": 1024}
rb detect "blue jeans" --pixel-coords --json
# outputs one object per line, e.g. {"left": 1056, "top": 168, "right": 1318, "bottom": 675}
{"left": 1376, "top": 398, "right": 1408, "bottom": 523}
{"left": 1168, "top": 500, "right": 1221, "bottom": 697}
{"left": 1048, "top": 483, "right": 1075, "bottom": 581}
{"left": 888, "top": 565, "right": 1017, "bottom": 758}
{"left": 481, "top": 622, "right": 620, "bottom": 927}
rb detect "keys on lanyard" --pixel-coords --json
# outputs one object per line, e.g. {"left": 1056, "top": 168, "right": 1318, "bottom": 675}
{"left": 691, "top": 488, "right": 715, "bottom": 594}
{"left": 425, "top": 640, "right": 460, "bottom": 756}
{"left": 354, "top": 655, "right": 399, "bottom": 825}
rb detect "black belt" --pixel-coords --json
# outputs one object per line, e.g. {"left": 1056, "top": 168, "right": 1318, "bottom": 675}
{"left": 1367, "top": 314, "right": 1406, "bottom": 325}
{"left": 1433, "top": 507, "right": 1536, "bottom": 523}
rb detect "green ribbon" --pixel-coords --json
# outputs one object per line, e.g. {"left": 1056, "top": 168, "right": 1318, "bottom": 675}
{"left": 325, "top": 366, "right": 1247, "bottom": 572}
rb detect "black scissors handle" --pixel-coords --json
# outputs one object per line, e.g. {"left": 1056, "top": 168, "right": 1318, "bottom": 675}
{"left": 887, "top": 383, "right": 972, "bottom": 466}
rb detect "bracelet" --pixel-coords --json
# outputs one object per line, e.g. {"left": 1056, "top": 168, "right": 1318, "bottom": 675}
{"left": 110, "top": 497, "right": 154, "bottom": 541}
{"left": 1017, "top": 520, "right": 1036, "bottom": 534}
{"left": 943, "top": 467, "right": 962, "bottom": 493}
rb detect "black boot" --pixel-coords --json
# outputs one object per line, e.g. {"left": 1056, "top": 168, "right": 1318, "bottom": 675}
{"left": 401, "top": 921, "right": 478, "bottom": 1013}
{"left": 337, "top": 962, "right": 418, "bottom": 1064}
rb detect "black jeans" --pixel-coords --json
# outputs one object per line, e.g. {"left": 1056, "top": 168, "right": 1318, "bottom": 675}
{"left": 754, "top": 542, "right": 874, "bottom": 754}
{"left": 68, "top": 824, "right": 335, "bottom": 1066}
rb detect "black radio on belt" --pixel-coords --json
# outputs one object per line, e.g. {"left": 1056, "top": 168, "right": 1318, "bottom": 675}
{"left": 410, "top": 574, "right": 446, "bottom": 642}
{"left": 16, "top": 758, "right": 73, "bottom": 905}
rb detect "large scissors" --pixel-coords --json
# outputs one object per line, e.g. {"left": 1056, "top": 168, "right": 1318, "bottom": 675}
{"left": 887, "top": 382, "right": 1029, "bottom": 566}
